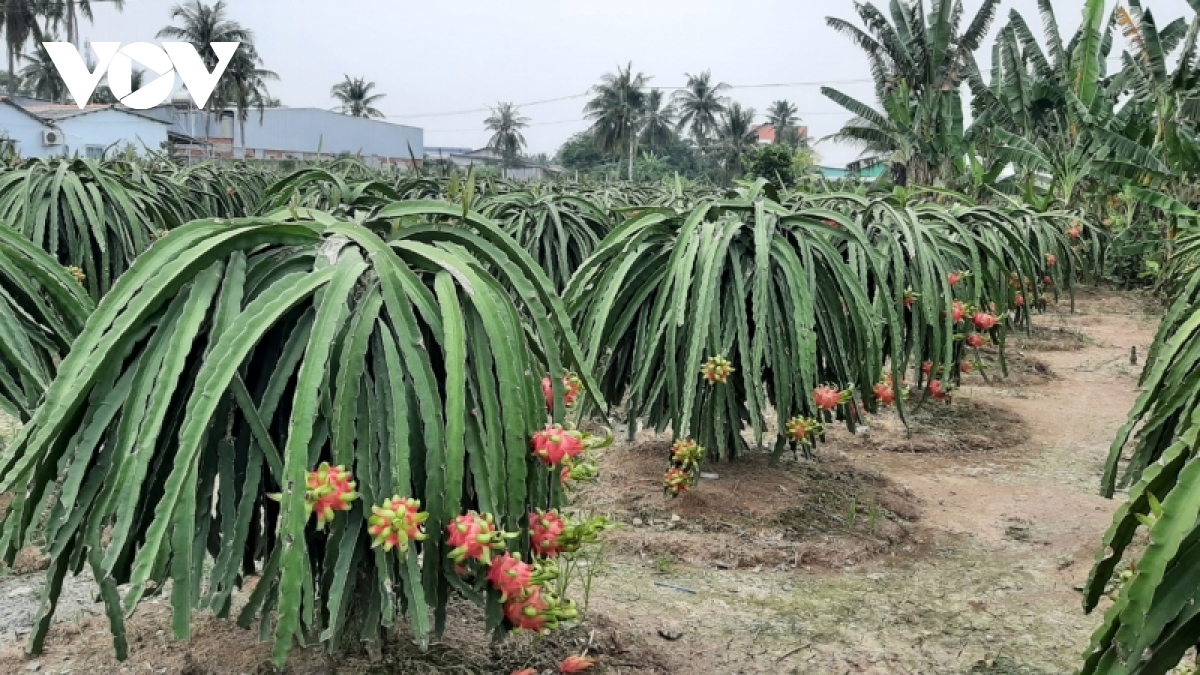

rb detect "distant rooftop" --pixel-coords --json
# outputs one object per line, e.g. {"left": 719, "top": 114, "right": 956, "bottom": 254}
{"left": 0, "top": 96, "right": 171, "bottom": 125}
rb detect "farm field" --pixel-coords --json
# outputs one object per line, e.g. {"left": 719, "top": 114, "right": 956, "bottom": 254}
{"left": 0, "top": 0, "right": 1197, "bottom": 671}
{"left": 0, "top": 289, "right": 1159, "bottom": 673}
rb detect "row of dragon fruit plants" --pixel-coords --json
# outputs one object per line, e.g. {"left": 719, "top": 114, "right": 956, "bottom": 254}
{"left": 0, "top": 159, "right": 1097, "bottom": 666}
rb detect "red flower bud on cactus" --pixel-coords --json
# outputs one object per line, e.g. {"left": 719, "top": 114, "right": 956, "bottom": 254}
{"left": 922, "top": 360, "right": 933, "bottom": 375}
{"left": 928, "top": 380, "right": 949, "bottom": 402}
{"left": 487, "top": 553, "right": 534, "bottom": 601}
{"left": 303, "top": 463, "right": 358, "bottom": 530}
{"left": 670, "top": 439, "right": 702, "bottom": 469}
{"left": 813, "top": 386, "right": 842, "bottom": 412}
{"left": 966, "top": 333, "right": 985, "bottom": 349}
{"left": 960, "top": 361, "right": 973, "bottom": 373}
{"left": 873, "top": 381, "right": 895, "bottom": 406}
{"left": 663, "top": 467, "right": 692, "bottom": 497}
{"left": 700, "top": 355, "right": 734, "bottom": 385}
{"left": 1045, "top": 253, "right": 1057, "bottom": 266}
{"left": 560, "top": 655, "right": 597, "bottom": 673}
{"left": 367, "top": 496, "right": 428, "bottom": 554}
{"left": 446, "top": 511, "right": 508, "bottom": 566}
{"left": 542, "top": 374, "right": 584, "bottom": 411}
{"left": 972, "top": 312, "right": 997, "bottom": 331}
{"left": 503, "top": 586, "right": 551, "bottom": 632}
{"left": 785, "top": 416, "right": 823, "bottom": 442}
{"left": 1068, "top": 227, "right": 1081, "bottom": 239}
{"left": 531, "top": 424, "right": 585, "bottom": 467}
{"left": 530, "top": 509, "right": 567, "bottom": 557}
{"left": 952, "top": 301, "right": 965, "bottom": 323}
{"left": 1014, "top": 293, "right": 1025, "bottom": 307}
{"left": 947, "top": 272, "right": 961, "bottom": 287}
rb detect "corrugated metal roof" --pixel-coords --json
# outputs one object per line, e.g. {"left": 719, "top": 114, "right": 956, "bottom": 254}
{"left": 20, "top": 103, "right": 113, "bottom": 120}
{"left": 0, "top": 97, "right": 171, "bottom": 124}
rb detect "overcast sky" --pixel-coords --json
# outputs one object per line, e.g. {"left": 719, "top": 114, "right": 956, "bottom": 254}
{"left": 76, "top": 0, "right": 1196, "bottom": 167}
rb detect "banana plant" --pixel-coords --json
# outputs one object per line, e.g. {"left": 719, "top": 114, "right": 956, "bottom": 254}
{"left": 0, "top": 223, "right": 94, "bottom": 422}
{"left": 0, "top": 202, "right": 599, "bottom": 665}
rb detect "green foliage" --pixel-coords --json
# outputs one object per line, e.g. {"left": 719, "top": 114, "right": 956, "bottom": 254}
{"left": 0, "top": 158, "right": 180, "bottom": 299}
{"left": 566, "top": 185, "right": 1094, "bottom": 462}
{"left": 0, "top": 223, "right": 94, "bottom": 422}
{"left": 476, "top": 190, "right": 613, "bottom": 292}
{"left": 748, "top": 144, "right": 796, "bottom": 188}
{"left": 1083, "top": 272, "right": 1200, "bottom": 674}
{"left": 0, "top": 203, "right": 599, "bottom": 665}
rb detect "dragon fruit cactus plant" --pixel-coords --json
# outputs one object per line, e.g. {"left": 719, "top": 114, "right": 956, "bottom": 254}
{"left": 367, "top": 496, "right": 428, "bottom": 554}
{"left": 700, "top": 355, "right": 735, "bottom": 385}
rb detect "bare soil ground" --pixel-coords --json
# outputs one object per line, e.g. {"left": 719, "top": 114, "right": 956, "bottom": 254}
{"left": 0, "top": 288, "right": 1160, "bottom": 674}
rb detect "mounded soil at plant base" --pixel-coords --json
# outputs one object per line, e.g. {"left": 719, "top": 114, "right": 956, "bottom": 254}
{"left": 0, "top": 288, "right": 1160, "bottom": 674}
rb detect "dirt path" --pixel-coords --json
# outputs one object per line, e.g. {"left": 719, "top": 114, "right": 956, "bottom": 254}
{"left": 0, "top": 289, "right": 1161, "bottom": 674}
{"left": 576, "top": 289, "right": 1160, "bottom": 674}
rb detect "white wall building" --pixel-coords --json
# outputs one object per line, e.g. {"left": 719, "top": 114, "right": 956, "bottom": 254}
{"left": 0, "top": 96, "right": 170, "bottom": 159}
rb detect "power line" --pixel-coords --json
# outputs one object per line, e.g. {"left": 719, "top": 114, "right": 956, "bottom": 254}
{"left": 426, "top": 110, "right": 859, "bottom": 135}
{"left": 386, "top": 77, "right": 874, "bottom": 120}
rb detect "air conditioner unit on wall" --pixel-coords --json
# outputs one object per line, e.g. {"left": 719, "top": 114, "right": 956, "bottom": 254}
{"left": 41, "top": 129, "right": 63, "bottom": 146}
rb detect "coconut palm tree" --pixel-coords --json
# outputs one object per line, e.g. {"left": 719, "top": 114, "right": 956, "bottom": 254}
{"left": 20, "top": 42, "right": 65, "bottom": 102}
{"left": 639, "top": 89, "right": 676, "bottom": 154}
{"left": 43, "top": 0, "right": 124, "bottom": 46}
{"left": 484, "top": 102, "right": 529, "bottom": 167}
{"left": 2, "top": 0, "right": 46, "bottom": 94}
{"left": 672, "top": 70, "right": 729, "bottom": 145}
{"left": 158, "top": 1, "right": 269, "bottom": 138}
{"left": 716, "top": 102, "right": 757, "bottom": 178}
{"left": 157, "top": 1, "right": 253, "bottom": 64}
{"left": 584, "top": 62, "right": 649, "bottom": 180}
{"left": 225, "top": 50, "right": 279, "bottom": 145}
{"left": 330, "top": 76, "right": 386, "bottom": 119}
{"left": 766, "top": 99, "right": 803, "bottom": 148}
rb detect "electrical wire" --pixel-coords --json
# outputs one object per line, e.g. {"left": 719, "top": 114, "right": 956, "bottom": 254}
{"left": 385, "top": 78, "right": 874, "bottom": 119}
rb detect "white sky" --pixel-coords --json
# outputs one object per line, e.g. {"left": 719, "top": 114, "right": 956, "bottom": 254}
{"left": 76, "top": 0, "right": 1197, "bottom": 167}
